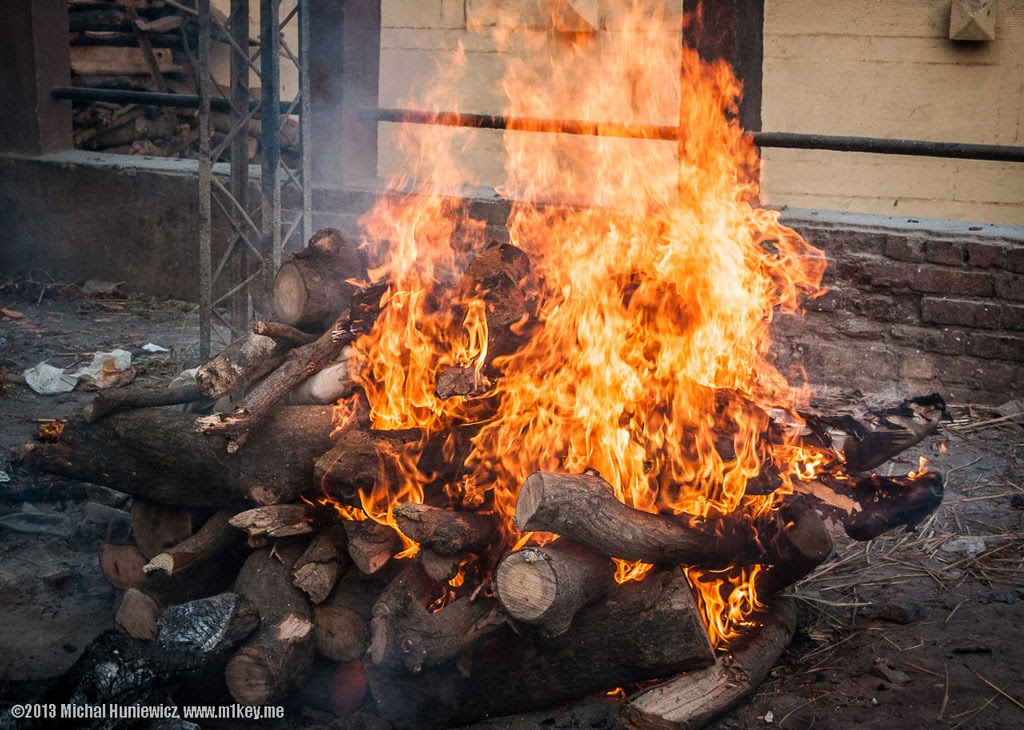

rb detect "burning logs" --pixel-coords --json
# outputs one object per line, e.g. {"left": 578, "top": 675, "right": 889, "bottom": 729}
{"left": 273, "top": 228, "right": 365, "bottom": 332}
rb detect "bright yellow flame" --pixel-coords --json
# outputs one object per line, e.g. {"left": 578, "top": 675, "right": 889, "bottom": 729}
{"left": 335, "top": 0, "right": 826, "bottom": 646}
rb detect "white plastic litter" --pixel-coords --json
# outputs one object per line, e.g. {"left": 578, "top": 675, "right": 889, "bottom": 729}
{"left": 142, "top": 342, "right": 170, "bottom": 353}
{"left": 22, "top": 349, "right": 135, "bottom": 395}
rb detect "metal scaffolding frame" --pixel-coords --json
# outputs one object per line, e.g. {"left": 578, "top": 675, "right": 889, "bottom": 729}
{"left": 195, "top": 0, "right": 311, "bottom": 358}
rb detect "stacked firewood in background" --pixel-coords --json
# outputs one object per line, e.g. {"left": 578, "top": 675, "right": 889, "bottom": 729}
{"left": 16, "top": 228, "right": 950, "bottom": 729}
{"left": 67, "top": 0, "right": 299, "bottom": 162}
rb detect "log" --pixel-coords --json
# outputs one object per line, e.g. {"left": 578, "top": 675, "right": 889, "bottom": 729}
{"left": 620, "top": 598, "right": 797, "bottom": 730}
{"left": 365, "top": 570, "right": 716, "bottom": 730}
{"left": 115, "top": 586, "right": 162, "bottom": 639}
{"left": 516, "top": 471, "right": 762, "bottom": 569}
{"left": 158, "top": 592, "right": 261, "bottom": 655}
{"left": 313, "top": 567, "right": 396, "bottom": 663}
{"left": 230, "top": 504, "right": 314, "bottom": 540}
{"left": 99, "top": 542, "right": 149, "bottom": 590}
{"left": 367, "top": 563, "right": 505, "bottom": 674}
{"left": 130, "top": 498, "right": 196, "bottom": 560}
{"left": 315, "top": 428, "right": 422, "bottom": 499}
{"left": 143, "top": 510, "right": 239, "bottom": 576}
{"left": 493, "top": 540, "right": 615, "bottom": 637}
{"left": 392, "top": 502, "right": 499, "bottom": 555}
{"left": 82, "top": 383, "right": 208, "bottom": 423}
{"left": 418, "top": 549, "right": 461, "bottom": 582}
{"left": 344, "top": 519, "right": 401, "bottom": 575}
{"left": 253, "top": 320, "right": 318, "bottom": 347}
{"left": 196, "top": 285, "right": 386, "bottom": 452}
{"left": 226, "top": 545, "right": 315, "bottom": 705}
{"left": 284, "top": 353, "right": 356, "bottom": 405}
{"left": 195, "top": 333, "right": 286, "bottom": 400}
{"left": 274, "top": 228, "right": 364, "bottom": 332}
{"left": 753, "top": 502, "right": 833, "bottom": 599}
{"left": 19, "top": 405, "right": 337, "bottom": 508}
{"left": 292, "top": 526, "right": 350, "bottom": 603}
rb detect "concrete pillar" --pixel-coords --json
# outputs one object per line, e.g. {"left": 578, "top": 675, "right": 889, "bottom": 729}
{"left": 0, "top": 0, "right": 72, "bottom": 153}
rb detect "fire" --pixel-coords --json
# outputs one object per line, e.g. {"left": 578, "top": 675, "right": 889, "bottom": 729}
{"left": 336, "top": 0, "right": 827, "bottom": 645}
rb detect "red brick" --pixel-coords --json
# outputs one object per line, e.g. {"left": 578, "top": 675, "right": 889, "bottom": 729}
{"left": 800, "top": 227, "right": 884, "bottom": 257}
{"left": 899, "top": 354, "right": 937, "bottom": 381}
{"left": 858, "top": 259, "right": 916, "bottom": 289}
{"left": 882, "top": 235, "right": 925, "bottom": 262}
{"left": 925, "top": 240, "right": 965, "bottom": 266}
{"left": 966, "top": 332, "right": 1024, "bottom": 361}
{"left": 909, "top": 265, "right": 994, "bottom": 297}
{"left": 995, "top": 274, "right": 1024, "bottom": 302}
{"left": 891, "top": 324, "right": 967, "bottom": 355}
{"left": 965, "top": 241, "right": 1007, "bottom": 269}
{"left": 1002, "top": 303, "right": 1024, "bottom": 331}
{"left": 920, "top": 297, "right": 998, "bottom": 329}
{"left": 933, "top": 358, "right": 1022, "bottom": 388}
{"left": 1007, "top": 246, "right": 1024, "bottom": 274}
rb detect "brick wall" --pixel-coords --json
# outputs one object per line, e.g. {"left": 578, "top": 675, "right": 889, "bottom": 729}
{"left": 771, "top": 214, "right": 1024, "bottom": 405}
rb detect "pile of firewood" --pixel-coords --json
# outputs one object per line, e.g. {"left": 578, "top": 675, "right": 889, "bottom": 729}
{"left": 68, "top": 0, "right": 299, "bottom": 162}
{"left": 16, "top": 228, "right": 949, "bottom": 729}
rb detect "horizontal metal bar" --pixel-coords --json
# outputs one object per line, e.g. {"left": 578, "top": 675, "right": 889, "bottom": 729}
{"left": 52, "top": 86, "right": 299, "bottom": 116}
{"left": 365, "top": 107, "right": 1024, "bottom": 163}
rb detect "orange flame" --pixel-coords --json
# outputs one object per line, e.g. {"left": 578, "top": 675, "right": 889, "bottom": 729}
{"left": 335, "top": 0, "right": 826, "bottom": 646}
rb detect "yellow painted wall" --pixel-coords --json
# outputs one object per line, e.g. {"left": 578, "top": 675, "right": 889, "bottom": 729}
{"left": 760, "top": 0, "right": 1024, "bottom": 225}
{"left": 378, "top": 0, "right": 1023, "bottom": 225}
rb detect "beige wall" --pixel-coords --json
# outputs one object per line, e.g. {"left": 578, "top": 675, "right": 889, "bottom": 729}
{"left": 760, "top": 0, "right": 1024, "bottom": 225}
{"left": 378, "top": 0, "right": 1023, "bottom": 225}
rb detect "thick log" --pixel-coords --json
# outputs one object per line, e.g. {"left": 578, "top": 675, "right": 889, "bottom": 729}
{"left": 620, "top": 598, "right": 797, "bottom": 730}
{"left": 82, "top": 383, "right": 208, "bottom": 423}
{"left": 130, "top": 498, "right": 196, "bottom": 560}
{"left": 274, "top": 228, "right": 364, "bottom": 332}
{"left": 315, "top": 428, "right": 422, "bottom": 499}
{"left": 19, "top": 405, "right": 337, "bottom": 508}
{"left": 226, "top": 545, "right": 315, "bottom": 705}
{"left": 313, "top": 567, "right": 396, "bottom": 663}
{"left": 367, "top": 563, "right": 505, "bottom": 674}
{"left": 493, "top": 540, "right": 615, "bottom": 637}
{"left": 144, "top": 510, "right": 239, "bottom": 576}
{"left": 292, "top": 526, "right": 350, "bottom": 603}
{"left": 284, "top": 352, "right": 356, "bottom": 405}
{"left": 753, "top": 502, "right": 833, "bottom": 599}
{"left": 418, "top": 549, "right": 461, "bottom": 582}
{"left": 794, "top": 470, "right": 944, "bottom": 541}
{"left": 158, "top": 593, "right": 261, "bottom": 655}
{"left": 516, "top": 471, "right": 761, "bottom": 568}
{"left": 195, "top": 333, "right": 286, "bottom": 400}
{"left": 392, "top": 502, "right": 499, "bottom": 555}
{"left": 365, "top": 569, "right": 716, "bottom": 730}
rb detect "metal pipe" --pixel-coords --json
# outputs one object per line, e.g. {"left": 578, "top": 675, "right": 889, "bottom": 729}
{"left": 197, "top": 0, "right": 212, "bottom": 360}
{"left": 51, "top": 86, "right": 298, "bottom": 116}
{"left": 364, "top": 107, "right": 1024, "bottom": 163}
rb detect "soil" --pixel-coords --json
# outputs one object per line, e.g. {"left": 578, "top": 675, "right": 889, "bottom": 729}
{"left": 1, "top": 275, "right": 1022, "bottom": 730}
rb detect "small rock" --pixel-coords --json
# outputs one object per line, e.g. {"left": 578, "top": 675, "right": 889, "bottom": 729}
{"left": 863, "top": 600, "right": 923, "bottom": 625}
{"left": 871, "top": 660, "right": 911, "bottom": 685}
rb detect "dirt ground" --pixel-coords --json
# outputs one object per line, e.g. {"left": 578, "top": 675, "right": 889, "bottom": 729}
{"left": 1, "top": 275, "right": 1022, "bottom": 730}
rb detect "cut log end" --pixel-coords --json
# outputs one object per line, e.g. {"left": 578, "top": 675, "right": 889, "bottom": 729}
{"left": 493, "top": 549, "right": 558, "bottom": 622}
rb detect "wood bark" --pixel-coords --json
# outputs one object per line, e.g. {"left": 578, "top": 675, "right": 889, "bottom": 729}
{"left": 493, "top": 540, "right": 615, "bottom": 637}
{"left": 252, "top": 320, "right": 318, "bottom": 347}
{"left": 230, "top": 504, "right": 314, "bottom": 540}
{"left": 367, "top": 563, "right": 505, "bottom": 674}
{"left": 344, "top": 519, "right": 400, "bottom": 575}
{"left": 143, "top": 510, "right": 239, "bottom": 576}
{"left": 392, "top": 502, "right": 498, "bottom": 555}
{"left": 516, "top": 471, "right": 762, "bottom": 569}
{"left": 365, "top": 569, "right": 716, "bottom": 730}
{"left": 226, "top": 545, "right": 315, "bottom": 705}
{"left": 19, "top": 406, "right": 337, "bottom": 508}
{"left": 195, "top": 333, "right": 286, "bottom": 400}
{"left": 273, "top": 228, "right": 364, "bottom": 332}
{"left": 620, "top": 598, "right": 797, "bottom": 730}
{"left": 83, "top": 383, "right": 207, "bottom": 423}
